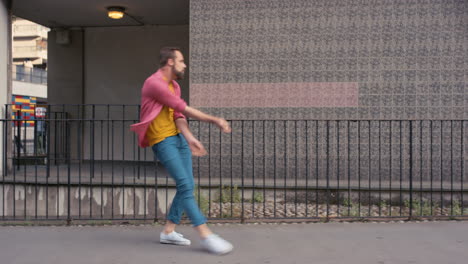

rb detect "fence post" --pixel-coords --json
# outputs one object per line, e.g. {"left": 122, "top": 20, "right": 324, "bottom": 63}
{"left": 2, "top": 104, "right": 7, "bottom": 177}
{"left": 66, "top": 119, "right": 72, "bottom": 225}
{"left": 326, "top": 120, "right": 330, "bottom": 221}
{"left": 2, "top": 114, "right": 5, "bottom": 177}
{"left": 16, "top": 106, "right": 21, "bottom": 170}
{"left": 46, "top": 105, "right": 50, "bottom": 178}
{"left": 409, "top": 121, "right": 413, "bottom": 220}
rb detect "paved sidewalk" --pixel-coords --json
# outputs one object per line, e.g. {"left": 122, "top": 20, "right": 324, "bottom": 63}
{"left": 0, "top": 221, "right": 467, "bottom": 264}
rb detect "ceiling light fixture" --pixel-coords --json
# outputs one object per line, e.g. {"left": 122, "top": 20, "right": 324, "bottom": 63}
{"left": 107, "top": 6, "right": 125, "bottom": 19}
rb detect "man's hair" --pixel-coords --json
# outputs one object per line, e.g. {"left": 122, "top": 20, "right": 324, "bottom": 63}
{"left": 159, "top": 47, "right": 181, "bottom": 67}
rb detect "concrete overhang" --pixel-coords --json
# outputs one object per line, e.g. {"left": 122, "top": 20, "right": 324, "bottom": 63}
{"left": 12, "top": 0, "right": 189, "bottom": 28}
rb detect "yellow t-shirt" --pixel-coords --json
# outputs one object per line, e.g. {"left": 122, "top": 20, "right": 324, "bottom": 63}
{"left": 146, "top": 82, "right": 180, "bottom": 146}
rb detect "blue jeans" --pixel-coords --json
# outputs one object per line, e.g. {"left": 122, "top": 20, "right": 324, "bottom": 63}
{"left": 152, "top": 134, "right": 207, "bottom": 227}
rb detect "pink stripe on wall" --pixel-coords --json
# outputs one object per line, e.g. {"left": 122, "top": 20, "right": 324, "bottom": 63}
{"left": 190, "top": 82, "right": 359, "bottom": 107}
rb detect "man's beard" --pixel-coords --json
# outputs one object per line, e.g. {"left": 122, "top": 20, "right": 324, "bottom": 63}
{"left": 173, "top": 66, "right": 185, "bottom": 80}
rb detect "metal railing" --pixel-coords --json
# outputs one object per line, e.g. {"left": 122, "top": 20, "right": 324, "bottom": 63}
{"left": 1, "top": 104, "right": 467, "bottom": 223}
{"left": 13, "top": 65, "right": 47, "bottom": 85}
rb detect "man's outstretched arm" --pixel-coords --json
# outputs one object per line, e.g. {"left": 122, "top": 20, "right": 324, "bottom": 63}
{"left": 183, "top": 106, "right": 231, "bottom": 133}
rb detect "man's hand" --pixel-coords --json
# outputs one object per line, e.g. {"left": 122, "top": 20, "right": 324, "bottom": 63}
{"left": 214, "top": 118, "right": 231, "bottom": 133}
{"left": 183, "top": 106, "right": 232, "bottom": 133}
{"left": 186, "top": 138, "right": 208, "bottom": 157}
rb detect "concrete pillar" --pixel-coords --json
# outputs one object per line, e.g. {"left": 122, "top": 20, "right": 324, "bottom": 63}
{"left": 0, "top": 0, "right": 12, "bottom": 176}
{"left": 47, "top": 29, "right": 84, "bottom": 161}
{"left": 47, "top": 29, "right": 84, "bottom": 106}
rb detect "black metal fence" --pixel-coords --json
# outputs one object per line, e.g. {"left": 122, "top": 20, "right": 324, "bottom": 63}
{"left": 1, "top": 104, "right": 467, "bottom": 223}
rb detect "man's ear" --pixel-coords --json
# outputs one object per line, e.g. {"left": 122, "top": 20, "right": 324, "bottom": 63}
{"left": 167, "top": 58, "right": 175, "bottom": 66}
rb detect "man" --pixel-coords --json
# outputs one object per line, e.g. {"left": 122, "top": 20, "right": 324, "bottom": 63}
{"left": 131, "top": 47, "right": 233, "bottom": 255}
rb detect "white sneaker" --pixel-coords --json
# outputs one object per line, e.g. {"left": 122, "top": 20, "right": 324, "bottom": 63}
{"left": 200, "top": 234, "right": 233, "bottom": 255}
{"left": 160, "top": 231, "right": 191, "bottom": 246}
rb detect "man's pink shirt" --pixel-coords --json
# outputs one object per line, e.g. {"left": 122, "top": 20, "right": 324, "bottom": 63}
{"left": 130, "top": 70, "right": 187, "bottom": 148}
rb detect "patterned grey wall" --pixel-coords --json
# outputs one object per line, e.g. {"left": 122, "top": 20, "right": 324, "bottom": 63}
{"left": 190, "top": 0, "right": 468, "bottom": 120}
{"left": 190, "top": 0, "right": 468, "bottom": 202}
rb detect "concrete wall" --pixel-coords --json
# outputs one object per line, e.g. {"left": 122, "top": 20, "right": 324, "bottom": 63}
{"left": 0, "top": 182, "right": 462, "bottom": 220}
{"left": 48, "top": 25, "right": 189, "bottom": 107}
{"left": 0, "top": 183, "right": 170, "bottom": 219}
{"left": 84, "top": 25, "right": 189, "bottom": 105}
{"left": 0, "top": 0, "right": 12, "bottom": 176}
{"left": 12, "top": 80, "right": 47, "bottom": 98}
{"left": 12, "top": 17, "right": 49, "bottom": 39}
